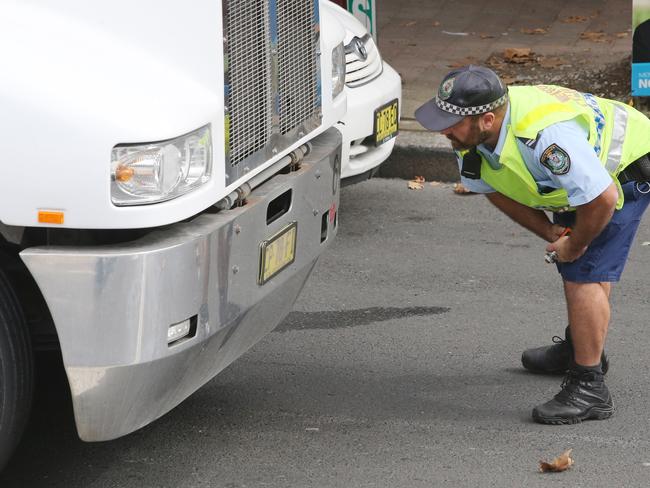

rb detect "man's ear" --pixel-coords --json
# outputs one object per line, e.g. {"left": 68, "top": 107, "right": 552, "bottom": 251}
{"left": 480, "top": 112, "right": 496, "bottom": 130}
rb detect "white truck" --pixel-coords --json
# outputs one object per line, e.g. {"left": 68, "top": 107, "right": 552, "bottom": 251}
{"left": 0, "top": 0, "right": 347, "bottom": 468}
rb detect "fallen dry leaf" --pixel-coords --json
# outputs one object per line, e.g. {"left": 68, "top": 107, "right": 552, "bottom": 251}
{"left": 401, "top": 21, "right": 417, "bottom": 27}
{"left": 521, "top": 27, "right": 548, "bottom": 35}
{"left": 561, "top": 15, "right": 589, "bottom": 23}
{"left": 453, "top": 182, "right": 472, "bottom": 195}
{"left": 432, "top": 21, "right": 441, "bottom": 27}
{"left": 500, "top": 75, "right": 519, "bottom": 85}
{"left": 538, "top": 56, "right": 569, "bottom": 69}
{"left": 480, "top": 33, "right": 496, "bottom": 39}
{"left": 429, "top": 181, "right": 443, "bottom": 187}
{"left": 408, "top": 176, "right": 425, "bottom": 190}
{"left": 447, "top": 57, "right": 477, "bottom": 68}
{"left": 504, "top": 47, "right": 533, "bottom": 63}
{"left": 539, "top": 449, "right": 575, "bottom": 473}
{"left": 486, "top": 55, "right": 505, "bottom": 69}
{"left": 615, "top": 32, "right": 629, "bottom": 38}
{"left": 580, "top": 31, "right": 607, "bottom": 42}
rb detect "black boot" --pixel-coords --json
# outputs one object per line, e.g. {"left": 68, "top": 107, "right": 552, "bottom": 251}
{"left": 532, "top": 367, "right": 614, "bottom": 425}
{"left": 521, "top": 326, "right": 609, "bottom": 375}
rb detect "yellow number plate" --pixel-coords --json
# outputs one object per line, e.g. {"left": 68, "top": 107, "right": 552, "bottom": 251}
{"left": 258, "top": 222, "right": 297, "bottom": 285}
{"left": 374, "top": 98, "right": 399, "bottom": 146}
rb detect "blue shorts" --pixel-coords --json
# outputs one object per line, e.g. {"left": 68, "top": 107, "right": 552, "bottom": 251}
{"left": 553, "top": 181, "right": 650, "bottom": 283}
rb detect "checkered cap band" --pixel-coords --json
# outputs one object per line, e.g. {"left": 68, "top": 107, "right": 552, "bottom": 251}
{"left": 435, "top": 93, "right": 508, "bottom": 116}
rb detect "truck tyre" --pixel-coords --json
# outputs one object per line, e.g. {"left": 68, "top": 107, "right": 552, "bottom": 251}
{"left": 0, "top": 267, "right": 33, "bottom": 471}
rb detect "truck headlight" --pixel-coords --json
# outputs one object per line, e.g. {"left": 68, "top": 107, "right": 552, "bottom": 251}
{"left": 331, "top": 42, "right": 345, "bottom": 99}
{"left": 111, "top": 125, "right": 212, "bottom": 206}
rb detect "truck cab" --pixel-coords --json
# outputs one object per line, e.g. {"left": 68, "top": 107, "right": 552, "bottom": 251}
{"left": 0, "top": 0, "right": 347, "bottom": 468}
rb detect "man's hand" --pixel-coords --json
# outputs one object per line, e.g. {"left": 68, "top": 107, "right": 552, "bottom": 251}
{"left": 546, "top": 224, "right": 570, "bottom": 243}
{"left": 545, "top": 235, "right": 587, "bottom": 263}
{"left": 545, "top": 182, "right": 618, "bottom": 263}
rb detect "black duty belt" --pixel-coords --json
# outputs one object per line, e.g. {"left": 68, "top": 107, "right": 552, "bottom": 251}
{"left": 618, "top": 154, "right": 650, "bottom": 184}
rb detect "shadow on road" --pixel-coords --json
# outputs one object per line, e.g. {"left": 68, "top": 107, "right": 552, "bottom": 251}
{"left": 275, "top": 306, "right": 451, "bottom": 332}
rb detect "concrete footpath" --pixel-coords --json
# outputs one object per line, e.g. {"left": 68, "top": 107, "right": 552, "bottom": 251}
{"left": 375, "top": 0, "right": 633, "bottom": 181}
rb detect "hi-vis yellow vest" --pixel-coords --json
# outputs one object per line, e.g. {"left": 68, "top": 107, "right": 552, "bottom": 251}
{"left": 462, "top": 85, "right": 650, "bottom": 211}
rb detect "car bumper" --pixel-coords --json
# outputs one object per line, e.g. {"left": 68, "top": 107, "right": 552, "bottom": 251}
{"left": 338, "top": 61, "right": 401, "bottom": 180}
{"left": 20, "top": 128, "right": 341, "bottom": 441}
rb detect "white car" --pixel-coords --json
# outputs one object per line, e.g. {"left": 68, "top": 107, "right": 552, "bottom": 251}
{"left": 323, "top": 3, "right": 402, "bottom": 184}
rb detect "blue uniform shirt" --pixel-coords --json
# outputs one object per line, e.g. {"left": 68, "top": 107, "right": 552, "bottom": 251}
{"left": 455, "top": 103, "right": 613, "bottom": 206}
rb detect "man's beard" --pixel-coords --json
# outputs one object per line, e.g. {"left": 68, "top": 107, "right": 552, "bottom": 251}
{"left": 447, "top": 122, "right": 489, "bottom": 150}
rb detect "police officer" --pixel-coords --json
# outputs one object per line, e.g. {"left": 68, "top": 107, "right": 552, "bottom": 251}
{"left": 415, "top": 65, "right": 650, "bottom": 424}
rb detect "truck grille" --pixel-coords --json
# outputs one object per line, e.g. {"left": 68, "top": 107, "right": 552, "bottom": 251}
{"left": 224, "top": 0, "right": 321, "bottom": 179}
{"left": 277, "top": 0, "right": 318, "bottom": 135}
{"left": 226, "top": 1, "right": 273, "bottom": 167}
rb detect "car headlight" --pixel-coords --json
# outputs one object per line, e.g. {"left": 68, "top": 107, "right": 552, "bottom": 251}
{"left": 331, "top": 42, "right": 345, "bottom": 99}
{"left": 111, "top": 125, "right": 212, "bottom": 206}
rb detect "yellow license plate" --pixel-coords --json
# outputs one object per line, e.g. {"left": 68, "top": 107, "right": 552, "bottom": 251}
{"left": 258, "top": 222, "right": 297, "bottom": 285}
{"left": 374, "top": 98, "right": 399, "bottom": 146}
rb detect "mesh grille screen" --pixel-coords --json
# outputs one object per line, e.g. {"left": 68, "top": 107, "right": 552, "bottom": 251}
{"left": 227, "top": 1, "right": 272, "bottom": 166}
{"left": 277, "top": 0, "right": 318, "bottom": 135}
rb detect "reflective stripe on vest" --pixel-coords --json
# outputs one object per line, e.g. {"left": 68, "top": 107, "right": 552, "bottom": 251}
{"left": 606, "top": 103, "right": 628, "bottom": 174}
{"left": 582, "top": 93, "right": 605, "bottom": 157}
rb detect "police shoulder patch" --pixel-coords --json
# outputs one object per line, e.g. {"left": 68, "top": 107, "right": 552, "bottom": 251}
{"left": 540, "top": 144, "right": 571, "bottom": 175}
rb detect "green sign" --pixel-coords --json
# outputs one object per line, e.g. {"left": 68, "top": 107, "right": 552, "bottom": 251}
{"left": 347, "top": 0, "right": 376, "bottom": 41}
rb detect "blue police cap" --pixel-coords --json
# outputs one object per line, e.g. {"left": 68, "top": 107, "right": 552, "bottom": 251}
{"left": 415, "top": 65, "right": 508, "bottom": 132}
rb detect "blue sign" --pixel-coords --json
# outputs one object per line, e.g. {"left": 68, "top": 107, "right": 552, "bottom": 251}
{"left": 632, "top": 62, "right": 650, "bottom": 96}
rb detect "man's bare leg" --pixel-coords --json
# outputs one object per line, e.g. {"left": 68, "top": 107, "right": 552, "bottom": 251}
{"left": 564, "top": 281, "right": 611, "bottom": 367}
{"left": 531, "top": 280, "right": 614, "bottom": 424}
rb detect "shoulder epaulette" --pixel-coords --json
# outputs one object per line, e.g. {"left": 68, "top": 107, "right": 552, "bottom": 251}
{"left": 516, "top": 133, "right": 541, "bottom": 149}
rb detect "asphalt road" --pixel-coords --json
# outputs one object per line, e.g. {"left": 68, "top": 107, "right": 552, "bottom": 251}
{"left": 3, "top": 177, "right": 650, "bottom": 487}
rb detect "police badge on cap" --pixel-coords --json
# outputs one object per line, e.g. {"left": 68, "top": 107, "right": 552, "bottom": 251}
{"left": 439, "top": 77, "right": 454, "bottom": 100}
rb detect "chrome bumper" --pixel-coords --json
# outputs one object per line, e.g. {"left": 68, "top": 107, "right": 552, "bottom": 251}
{"left": 21, "top": 128, "right": 341, "bottom": 441}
